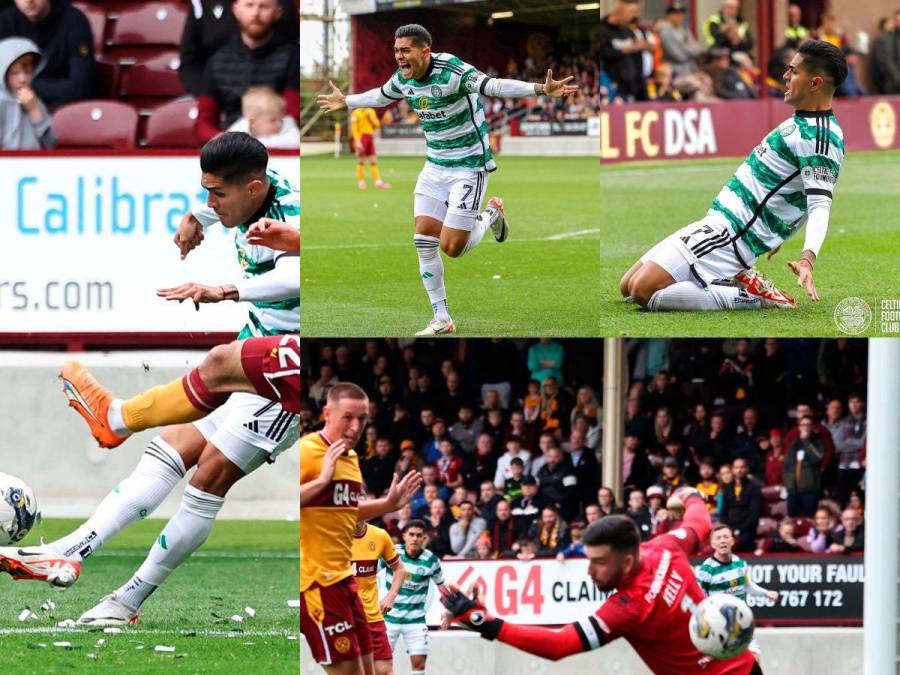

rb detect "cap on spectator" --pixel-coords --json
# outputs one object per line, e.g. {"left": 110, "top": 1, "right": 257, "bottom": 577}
{"left": 769, "top": 428, "right": 782, "bottom": 438}
{"left": 663, "top": 456, "right": 679, "bottom": 467}
{"left": 647, "top": 485, "right": 665, "bottom": 498}
{"left": 666, "top": 2, "right": 687, "bottom": 13}
{"left": 400, "top": 439, "right": 415, "bottom": 451}
{"left": 522, "top": 476, "right": 538, "bottom": 486}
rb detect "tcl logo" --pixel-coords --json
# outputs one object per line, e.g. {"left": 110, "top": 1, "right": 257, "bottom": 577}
{"left": 333, "top": 482, "right": 361, "bottom": 507}
{"left": 324, "top": 621, "right": 353, "bottom": 636}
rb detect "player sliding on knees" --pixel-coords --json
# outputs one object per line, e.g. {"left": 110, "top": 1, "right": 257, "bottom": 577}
{"left": 620, "top": 40, "right": 846, "bottom": 312}
{"left": 317, "top": 23, "right": 577, "bottom": 335}
{"left": 440, "top": 487, "right": 761, "bottom": 674}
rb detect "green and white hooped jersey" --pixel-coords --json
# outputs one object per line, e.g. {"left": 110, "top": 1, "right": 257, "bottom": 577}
{"left": 380, "top": 53, "right": 495, "bottom": 171}
{"left": 707, "top": 110, "right": 844, "bottom": 258}
{"left": 193, "top": 168, "right": 300, "bottom": 339}
{"left": 381, "top": 545, "right": 444, "bottom": 624}
{"left": 696, "top": 554, "right": 751, "bottom": 602}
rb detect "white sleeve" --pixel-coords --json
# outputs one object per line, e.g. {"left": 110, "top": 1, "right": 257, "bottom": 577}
{"left": 234, "top": 254, "right": 299, "bottom": 302}
{"left": 191, "top": 204, "right": 220, "bottom": 229}
{"left": 346, "top": 76, "right": 403, "bottom": 109}
{"left": 801, "top": 193, "right": 831, "bottom": 257}
{"left": 480, "top": 77, "right": 538, "bottom": 98}
{"left": 745, "top": 579, "right": 772, "bottom": 598}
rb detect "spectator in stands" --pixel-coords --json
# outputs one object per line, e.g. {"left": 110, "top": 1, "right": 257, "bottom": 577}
{"left": 657, "top": 2, "right": 701, "bottom": 77}
{"left": 731, "top": 407, "right": 764, "bottom": 476}
{"left": 836, "top": 46, "right": 867, "bottom": 98}
{"left": 535, "top": 446, "right": 577, "bottom": 521}
{"left": 715, "top": 462, "right": 733, "bottom": 512}
{"left": 595, "top": 0, "right": 651, "bottom": 102}
{"left": 828, "top": 508, "right": 864, "bottom": 554}
{"left": 0, "top": 0, "right": 94, "bottom": 111}
{"left": 755, "top": 517, "right": 804, "bottom": 555}
{"left": 360, "top": 437, "right": 396, "bottom": 498}
{"left": 596, "top": 487, "right": 620, "bottom": 517}
{"left": 309, "top": 363, "right": 337, "bottom": 403}
{"left": 436, "top": 439, "right": 463, "bottom": 490}
{"left": 656, "top": 456, "right": 685, "bottom": 496}
{"left": 567, "top": 428, "right": 599, "bottom": 511}
{"left": 449, "top": 404, "right": 482, "bottom": 455}
{"left": 195, "top": 0, "right": 299, "bottom": 143}
{"left": 394, "top": 440, "right": 419, "bottom": 480}
{"left": 424, "top": 498, "right": 452, "bottom": 558}
{"left": 764, "top": 429, "right": 786, "bottom": 487}
{"left": 703, "top": 46, "right": 755, "bottom": 99}
{"left": 227, "top": 85, "right": 299, "bottom": 148}
{"left": 0, "top": 37, "right": 54, "bottom": 148}
{"left": 468, "top": 533, "right": 494, "bottom": 560}
{"left": 515, "top": 538, "right": 538, "bottom": 561}
{"left": 494, "top": 435, "right": 531, "bottom": 489}
{"left": 462, "top": 433, "right": 497, "bottom": 492}
{"left": 783, "top": 4, "right": 810, "bottom": 48}
{"left": 510, "top": 476, "right": 546, "bottom": 534}
{"left": 572, "top": 386, "right": 601, "bottom": 445}
{"left": 650, "top": 406, "right": 680, "bottom": 454}
{"left": 695, "top": 457, "right": 719, "bottom": 513}
{"left": 527, "top": 338, "right": 564, "bottom": 384}
{"left": 783, "top": 416, "right": 826, "bottom": 517}
{"left": 807, "top": 505, "right": 839, "bottom": 553}
{"left": 528, "top": 506, "right": 568, "bottom": 556}
{"left": 625, "top": 397, "right": 651, "bottom": 446}
{"left": 501, "top": 457, "right": 526, "bottom": 503}
{"left": 719, "top": 457, "right": 762, "bottom": 552}
{"left": 649, "top": 62, "right": 681, "bottom": 101}
{"left": 873, "top": 10, "right": 900, "bottom": 94}
{"left": 622, "top": 433, "right": 655, "bottom": 491}
{"left": 645, "top": 485, "right": 665, "bottom": 534}
{"left": 827, "top": 394, "right": 866, "bottom": 507}
{"left": 421, "top": 417, "right": 450, "bottom": 465}
{"left": 703, "top": 0, "right": 753, "bottom": 57}
{"left": 625, "top": 488, "right": 652, "bottom": 540}
{"left": 411, "top": 484, "right": 439, "bottom": 520}
{"left": 179, "top": 0, "right": 296, "bottom": 97}
{"left": 478, "top": 481, "right": 502, "bottom": 523}
{"left": 556, "top": 522, "right": 585, "bottom": 561}
{"left": 485, "top": 498, "right": 517, "bottom": 557}
{"left": 584, "top": 503, "right": 602, "bottom": 524}
{"left": 449, "top": 500, "right": 486, "bottom": 557}
{"left": 386, "top": 504, "right": 412, "bottom": 542}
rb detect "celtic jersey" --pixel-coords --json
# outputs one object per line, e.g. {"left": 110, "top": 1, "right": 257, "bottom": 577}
{"left": 381, "top": 545, "right": 444, "bottom": 624}
{"left": 695, "top": 554, "right": 752, "bottom": 602}
{"left": 193, "top": 168, "right": 300, "bottom": 339}
{"left": 707, "top": 109, "right": 843, "bottom": 259}
{"left": 379, "top": 53, "right": 495, "bottom": 171}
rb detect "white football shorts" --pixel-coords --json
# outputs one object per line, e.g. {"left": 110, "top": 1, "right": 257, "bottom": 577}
{"left": 640, "top": 214, "right": 758, "bottom": 287}
{"left": 413, "top": 162, "right": 489, "bottom": 231}
{"left": 386, "top": 621, "right": 430, "bottom": 656}
{"left": 194, "top": 392, "right": 299, "bottom": 474}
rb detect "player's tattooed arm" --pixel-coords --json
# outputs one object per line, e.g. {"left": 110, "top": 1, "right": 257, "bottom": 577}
{"left": 300, "top": 442, "right": 347, "bottom": 507}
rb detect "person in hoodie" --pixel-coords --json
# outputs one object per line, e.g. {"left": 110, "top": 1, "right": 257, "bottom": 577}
{"left": 0, "top": 36, "right": 54, "bottom": 148}
{"left": 0, "top": 0, "right": 94, "bottom": 111}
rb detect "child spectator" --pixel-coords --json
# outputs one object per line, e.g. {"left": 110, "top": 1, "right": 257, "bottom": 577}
{"left": 228, "top": 85, "right": 299, "bottom": 149}
{"left": 755, "top": 517, "right": 804, "bottom": 555}
{"left": 502, "top": 457, "right": 525, "bottom": 503}
{"left": 0, "top": 37, "right": 54, "bottom": 149}
{"left": 555, "top": 522, "right": 585, "bottom": 561}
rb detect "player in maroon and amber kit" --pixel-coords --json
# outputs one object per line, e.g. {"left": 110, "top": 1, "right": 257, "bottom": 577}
{"left": 441, "top": 487, "right": 761, "bottom": 674}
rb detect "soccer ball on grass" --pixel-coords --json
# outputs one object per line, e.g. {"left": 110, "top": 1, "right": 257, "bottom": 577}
{"left": 0, "top": 473, "right": 39, "bottom": 546}
{"left": 689, "top": 593, "right": 755, "bottom": 660}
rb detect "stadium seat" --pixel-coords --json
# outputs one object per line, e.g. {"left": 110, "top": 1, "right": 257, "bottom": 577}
{"left": 106, "top": 2, "right": 187, "bottom": 48}
{"left": 119, "top": 51, "right": 184, "bottom": 99}
{"left": 768, "top": 500, "right": 788, "bottom": 518}
{"left": 144, "top": 97, "right": 198, "bottom": 147}
{"left": 72, "top": 2, "right": 107, "bottom": 55}
{"left": 52, "top": 101, "right": 138, "bottom": 149}
{"left": 756, "top": 517, "right": 778, "bottom": 536}
{"left": 94, "top": 57, "right": 120, "bottom": 99}
{"left": 792, "top": 517, "right": 813, "bottom": 537}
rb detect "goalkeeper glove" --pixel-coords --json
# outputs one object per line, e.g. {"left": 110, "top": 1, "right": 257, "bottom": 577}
{"left": 439, "top": 585, "right": 504, "bottom": 640}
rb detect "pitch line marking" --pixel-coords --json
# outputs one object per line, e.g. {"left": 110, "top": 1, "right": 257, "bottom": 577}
{"left": 0, "top": 627, "right": 298, "bottom": 638}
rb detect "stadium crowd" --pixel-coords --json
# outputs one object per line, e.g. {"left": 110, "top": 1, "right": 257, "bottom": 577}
{"left": 300, "top": 338, "right": 868, "bottom": 561}
{"left": 0, "top": 0, "right": 299, "bottom": 149}
{"left": 383, "top": 0, "right": 893, "bottom": 128}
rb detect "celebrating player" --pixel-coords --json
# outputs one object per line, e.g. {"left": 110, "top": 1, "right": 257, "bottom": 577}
{"left": 620, "top": 40, "right": 847, "bottom": 312}
{"left": 352, "top": 520, "right": 406, "bottom": 675}
{"left": 0, "top": 133, "right": 301, "bottom": 629}
{"left": 351, "top": 107, "right": 391, "bottom": 190}
{"left": 318, "top": 23, "right": 577, "bottom": 335}
{"left": 383, "top": 520, "right": 449, "bottom": 675}
{"left": 301, "top": 382, "right": 423, "bottom": 675}
{"left": 697, "top": 523, "right": 779, "bottom": 662}
{"left": 440, "top": 488, "right": 761, "bottom": 674}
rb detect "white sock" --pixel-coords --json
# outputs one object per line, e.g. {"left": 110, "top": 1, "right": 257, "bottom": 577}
{"left": 414, "top": 234, "right": 450, "bottom": 320}
{"left": 116, "top": 484, "right": 224, "bottom": 609}
{"left": 647, "top": 282, "right": 764, "bottom": 311}
{"left": 49, "top": 437, "right": 185, "bottom": 561}
{"left": 107, "top": 398, "right": 131, "bottom": 436}
{"left": 411, "top": 671, "right": 426, "bottom": 675}
{"left": 459, "top": 214, "right": 489, "bottom": 257}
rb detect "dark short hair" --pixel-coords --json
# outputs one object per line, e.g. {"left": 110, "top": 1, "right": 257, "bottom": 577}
{"left": 199, "top": 131, "right": 268, "bottom": 183}
{"left": 510, "top": 457, "right": 524, "bottom": 467}
{"left": 327, "top": 382, "right": 368, "bottom": 405}
{"left": 395, "top": 23, "right": 432, "bottom": 48}
{"left": 583, "top": 515, "right": 640, "bottom": 553}
{"left": 459, "top": 500, "right": 474, "bottom": 508}
{"left": 797, "top": 40, "right": 847, "bottom": 90}
{"left": 712, "top": 522, "right": 733, "bottom": 536}
{"left": 403, "top": 519, "right": 426, "bottom": 533}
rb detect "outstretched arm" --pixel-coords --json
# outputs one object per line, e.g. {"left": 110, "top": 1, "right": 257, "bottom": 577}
{"left": 358, "top": 471, "right": 422, "bottom": 520}
{"left": 470, "top": 69, "right": 578, "bottom": 99}
{"left": 318, "top": 80, "right": 401, "bottom": 113}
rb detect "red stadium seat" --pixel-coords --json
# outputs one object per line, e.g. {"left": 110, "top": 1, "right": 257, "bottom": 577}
{"left": 792, "top": 517, "right": 813, "bottom": 537}
{"left": 94, "top": 56, "right": 120, "bottom": 99}
{"left": 119, "top": 51, "right": 184, "bottom": 98}
{"left": 768, "top": 500, "right": 787, "bottom": 518}
{"left": 756, "top": 517, "right": 778, "bottom": 536}
{"left": 106, "top": 2, "right": 187, "bottom": 47}
{"left": 144, "top": 97, "right": 198, "bottom": 147}
{"left": 52, "top": 101, "right": 138, "bottom": 149}
{"left": 72, "top": 2, "right": 107, "bottom": 55}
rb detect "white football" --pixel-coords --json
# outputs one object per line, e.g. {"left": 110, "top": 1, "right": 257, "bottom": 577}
{"left": 0, "top": 473, "right": 39, "bottom": 546}
{"left": 689, "top": 593, "right": 755, "bottom": 660}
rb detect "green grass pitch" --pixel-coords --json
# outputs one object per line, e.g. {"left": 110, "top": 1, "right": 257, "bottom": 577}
{"left": 0, "top": 518, "right": 298, "bottom": 673}
{"left": 601, "top": 149, "right": 900, "bottom": 337}
{"left": 301, "top": 150, "right": 899, "bottom": 337}
{"left": 301, "top": 155, "right": 602, "bottom": 336}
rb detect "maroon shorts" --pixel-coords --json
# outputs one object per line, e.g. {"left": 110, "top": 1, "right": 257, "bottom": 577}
{"left": 368, "top": 619, "right": 393, "bottom": 662}
{"left": 356, "top": 133, "right": 375, "bottom": 157}
{"left": 300, "top": 578, "right": 373, "bottom": 665}
{"left": 240, "top": 335, "right": 300, "bottom": 413}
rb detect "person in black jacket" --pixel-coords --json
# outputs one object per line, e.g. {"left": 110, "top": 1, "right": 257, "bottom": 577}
{"left": 535, "top": 447, "right": 578, "bottom": 522}
{"left": 719, "top": 457, "right": 762, "bottom": 552}
{"left": 566, "top": 427, "right": 599, "bottom": 515}
{"left": 594, "top": 0, "right": 650, "bottom": 102}
{"left": 179, "top": 0, "right": 297, "bottom": 96}
{"left": 0, "top": 0, "right": 94, "bottom": 110}
{"left": 622, "top": 434, "right": 656, "bottom": 491}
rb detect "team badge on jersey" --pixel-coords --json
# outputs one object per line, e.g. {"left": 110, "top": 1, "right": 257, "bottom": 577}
{"left": 780, "top": 123, "right": 796, "bottom": 137}
{"left": 431, "top": 85, "right": 442, "bottom": 97}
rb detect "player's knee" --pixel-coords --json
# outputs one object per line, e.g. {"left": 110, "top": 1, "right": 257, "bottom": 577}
{"left": 190, "top": 448, "right": 242, "bottom": 496}
{"left": 619, "top": 272, "right": 632, "bottom": 298}
{"left": 200, "top": 344, "right": 233, "bottom": 390}
{"left": 630, "top": 279, "right": 656, "bottom": 307}
{"left": 441, "top": 240, "right": 464, "bottom": 258}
